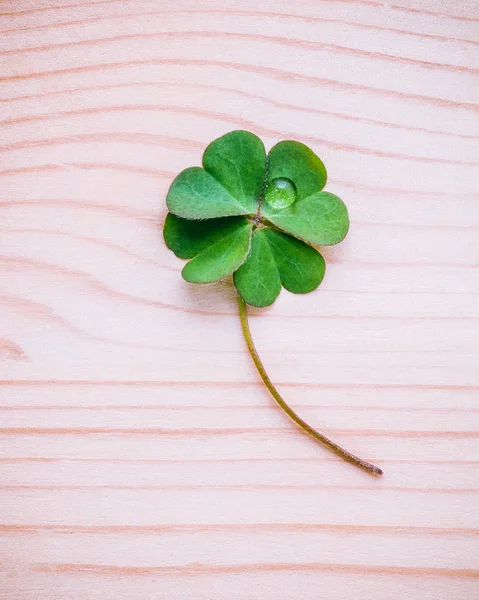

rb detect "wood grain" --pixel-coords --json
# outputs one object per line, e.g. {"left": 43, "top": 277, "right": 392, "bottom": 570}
{"left": 1, "top": 0, "right": 478, "bottom": 598}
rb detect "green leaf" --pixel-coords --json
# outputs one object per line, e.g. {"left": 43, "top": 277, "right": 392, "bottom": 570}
{"left": 166, "top": 167, "right": 248, "bottom": 220}
{"left": 164, "top": 213, "right": 249, "bottom": 259}
{"left": 263, "top": 229, "right": 325, "bottom": 293}
{"left": 166, "top": 131, "right": 266, "bottom": 219}
{"left": 164, "top": 132, "right": 350, "bottom": 307}
{"left": 182, "top": 219, "right": 253, "bottom": 284}
{"left": 234, "top": 229, "right": 281, "bottom": 307}
{"left": 265, "top": 140, "right": 327, "bottom": 202}
{"left": 203, "top": 130, "right": 266, "bottom": 214}
{"left": 263, "top": 191, "right": 349, "bottom": 246}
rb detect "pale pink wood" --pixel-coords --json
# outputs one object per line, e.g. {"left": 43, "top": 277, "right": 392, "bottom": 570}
{"left": 1, "top": 0, "right": 478, "bottom": 598}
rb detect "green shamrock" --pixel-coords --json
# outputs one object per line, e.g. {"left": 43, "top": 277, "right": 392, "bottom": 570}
{"left": 164, "top": 130, "right": 349, "bottom": 307}
{"left": 164, "top": 130, "right": 382, "bottom": 476}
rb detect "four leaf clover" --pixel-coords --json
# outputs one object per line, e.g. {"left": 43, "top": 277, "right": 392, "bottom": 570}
{"left": 164, "top": 130, "right": 349, "bottom": 307}
{"left": 162, "top": 130, "right": 382, "bottom": 476}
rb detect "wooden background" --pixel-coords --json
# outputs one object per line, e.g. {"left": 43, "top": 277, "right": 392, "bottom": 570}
{"left": 1, "top": 0, "right": 478, "bottom": 598}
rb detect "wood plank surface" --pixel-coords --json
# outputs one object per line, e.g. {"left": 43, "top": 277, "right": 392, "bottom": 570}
{"left": 1, "top": 0, "right": 478, "bottom": 598}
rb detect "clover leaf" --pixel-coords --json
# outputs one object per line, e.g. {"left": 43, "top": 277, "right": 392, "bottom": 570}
{"left": 233, "top": 228, "right": 326, "bottom": 307}
{"left": 163, "top": 131, "right": 382, "bottom": 476}
{"left": 165, "top": 130, "right": 349, "bottom": 307}
{"left": 166, "top": 130, "right": 266, "bottom": 219}
{"left": 165, "top": 214, "right": 253, "bottom": 283}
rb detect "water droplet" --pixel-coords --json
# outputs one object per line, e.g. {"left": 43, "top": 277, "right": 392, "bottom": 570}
{"left": 264, "top": 177, "right": 297, "bottom": 210}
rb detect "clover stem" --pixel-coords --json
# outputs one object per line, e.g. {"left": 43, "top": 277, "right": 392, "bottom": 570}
{"left": 238, "top": 295, "right": 383, "bottom": 476}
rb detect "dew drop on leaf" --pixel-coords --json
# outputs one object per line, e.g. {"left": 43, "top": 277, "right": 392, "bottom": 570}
{"left": 264, "top": 177, "right": 297, "bottom": 210}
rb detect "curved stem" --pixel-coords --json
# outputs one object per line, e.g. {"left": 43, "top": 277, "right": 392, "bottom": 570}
{"left": 238, "top": 295, "right": 383, "bottom": 476}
